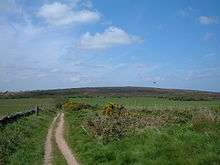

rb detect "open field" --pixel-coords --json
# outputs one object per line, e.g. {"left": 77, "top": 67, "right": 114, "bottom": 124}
{"left": 0, "top": 98, "right": 55, "bottom": 117}
{"left": 0, "top": 87, "right": 220, "bottom": 164}
{"left": 64, "top": 97, "right": 220, "bottom": 164}
{"left": 70, "top": 96, "right": 220, "bottom": 109}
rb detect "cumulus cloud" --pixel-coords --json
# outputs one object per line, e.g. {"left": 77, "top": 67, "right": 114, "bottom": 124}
{"left": 0, "top": 0, "right": 145, "bottom": 90}
{"left": 37, "top": 2, "right": 100, "bottom": 26}
{"left": 198, "top": 16, "right": 218, "bottom": 25}
{"left": 74, "top": 26, "right": 142, "bottom": 50}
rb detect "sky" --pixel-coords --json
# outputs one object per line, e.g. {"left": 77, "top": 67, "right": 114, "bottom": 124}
{"left": 0, "top": 0, "right": 220, "bottom": 92}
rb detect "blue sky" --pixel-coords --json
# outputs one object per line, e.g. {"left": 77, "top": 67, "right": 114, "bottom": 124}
{"left": 0, "top": 0, "right": 220, "bottom": 91}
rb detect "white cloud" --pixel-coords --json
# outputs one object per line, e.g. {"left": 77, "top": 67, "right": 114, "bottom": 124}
{"left": 81, "top": 0, "right": 93, "bottom": 8}
{"left": 50, "top": 68, "right": 60, "bottom": 73}
{"left": 69, "top": 74, "right": 94, "bottom": 84}
{"left": 199, "top": 16, "right": 218, "bottom": 25}
{"left": 184, "top": 67, "right": 220, "bottom": 80}
{"left": 203, "top": 53, "right": 216, "bottom": 58}
{"left": 70, "top": 76, "right": 81, "bottom": 83}
{"left": 203, "top": 32, "right": 215, "bottom": 41}
{"left": 177, "top": 6, "right": 193, "bottom": 17}
{"left": 37, "top": 2, "right": 100, "bottom": 26}
{"left": 0, "top": 0, "right": 22, "bottom": 14}
{"left": 74, "top": 26, "right": 142, "bottom": 50}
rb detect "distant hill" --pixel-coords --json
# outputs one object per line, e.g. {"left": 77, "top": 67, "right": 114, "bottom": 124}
{"left": 1, "top": 87, "right": 220, "bottom": 100}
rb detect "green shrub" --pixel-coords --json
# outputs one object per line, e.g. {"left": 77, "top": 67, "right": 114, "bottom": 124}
{"left": 63, "top": 100, "right": 91, "bottom": 111}
{"left": 54, "top": 96, "right": 67, "bottom": 109}
{"left": 174, "top": 109, "right": 193, "bottom": 124}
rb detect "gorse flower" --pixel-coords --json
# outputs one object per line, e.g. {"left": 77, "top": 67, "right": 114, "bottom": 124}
{"left": 103, "top": 102, "right": 125, "bottom": 116}
{"left": 63, "top": 101, "right": 90, "bottom": 111}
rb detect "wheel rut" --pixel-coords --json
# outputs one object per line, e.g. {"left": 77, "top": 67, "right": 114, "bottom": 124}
{"left": 44, "top": 112, "right": 78, "bottom": 165}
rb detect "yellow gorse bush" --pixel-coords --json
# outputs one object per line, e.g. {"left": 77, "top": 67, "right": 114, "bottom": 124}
{"left": 62, "top": 101, "right": 90, "bottom": 111}
{"left": 103, "top": 102, "right": 125, "bottom": 116}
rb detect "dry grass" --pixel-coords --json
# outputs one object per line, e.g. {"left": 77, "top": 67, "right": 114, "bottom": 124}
{"left": 82, "top": 103, "right": 220, "bottom": 143}
{"left": 85, "top": 103, "right": 169, "bottom": 142}
{"left": 192, "top": 110, "right": 219, "bottom": 131}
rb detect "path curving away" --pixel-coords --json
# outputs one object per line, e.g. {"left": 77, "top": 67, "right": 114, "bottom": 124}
{"left": 55, "top": 113, "right": 78, "bottom": 165}
{"left": 44, "top": 113, "right": 60, "bottom": 165}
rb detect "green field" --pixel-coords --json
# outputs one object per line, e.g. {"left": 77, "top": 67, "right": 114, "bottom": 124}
{"left": 65, "top": 96, "right": 220, "bottom": 164}
{"left": 0, "top": 95, "right": 220, "bottom": 164}
{"left": 0, "top": 98, "right": 55, "bottom": 117}
{"left": 71, "top": 96, "right": 220, "bottom": 109}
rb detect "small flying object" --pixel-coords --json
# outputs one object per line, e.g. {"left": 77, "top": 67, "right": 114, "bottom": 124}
{"left": 153, "top": 81, "right": 157, "bottom": 84}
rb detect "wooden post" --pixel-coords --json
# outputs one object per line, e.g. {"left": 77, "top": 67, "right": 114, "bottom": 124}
{"left": 36, "top": 106, "right": 39, "bottom": 116}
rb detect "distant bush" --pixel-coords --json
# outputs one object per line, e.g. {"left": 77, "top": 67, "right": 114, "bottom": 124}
{"left": 168, "top": 96, "right": 212, "bottom": 101}
{"left": 63, "top": 101, "right": 91, "bottom": 111}
{"left": 102, "top": 103, "right": 126, "bottom": 116}
{"left": 54, "top": 97, "right": 67, "bottom": 109}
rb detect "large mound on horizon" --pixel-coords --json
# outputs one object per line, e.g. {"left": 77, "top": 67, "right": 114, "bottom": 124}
{"left": 1, "top": 87, "right": 220, "bottom": 100}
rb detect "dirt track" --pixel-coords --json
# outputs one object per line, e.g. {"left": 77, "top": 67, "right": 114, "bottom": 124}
{"left": 55, "top": 113, "right": 78, "bottom": 165}
{"left": 44, "top": 112, "right": 78, "bottom": 165}
{"left": 44, "top": 113, "right": 59, "bottom": 165}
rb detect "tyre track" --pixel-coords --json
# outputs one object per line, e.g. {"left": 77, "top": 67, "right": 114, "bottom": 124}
{"left": 44, "top": 113, "right": 60, "bottom": 165}
{"left": 55, "top": 113, "right": 78, "bottom": 165}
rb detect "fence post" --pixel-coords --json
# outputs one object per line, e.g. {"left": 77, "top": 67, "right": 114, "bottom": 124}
{"left": 36, "top": 106, "right": 39, "bottom": 116}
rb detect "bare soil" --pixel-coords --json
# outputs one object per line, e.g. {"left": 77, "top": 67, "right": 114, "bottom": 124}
{"left": 44, "top": 113, "right": 60, "bottom": 165}
{"left": 55, "top": 113, "right": 78, "bottom": 165}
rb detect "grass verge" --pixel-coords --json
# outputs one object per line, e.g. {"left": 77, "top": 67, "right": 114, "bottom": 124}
{"left": 0, "top": 109, "right": 57, "bottom": 164}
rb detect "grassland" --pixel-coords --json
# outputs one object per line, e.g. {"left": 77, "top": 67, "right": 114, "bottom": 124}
{"left": 1, "top": 87, "right": 220, "bottom": 164}
{"left": 0, "top": 97, "right": 59, "bottom": 164}
{"left": 0, "top": 98, "right": 55, "bottom": 117}
{"left": 0, "top": 110, "right": 57, "bottom": 164}
{"left": 64, "top": 96, "right": 220, "bottom": 164}
{"left": 70, "top": 96, "right": 220, "bottom": 109}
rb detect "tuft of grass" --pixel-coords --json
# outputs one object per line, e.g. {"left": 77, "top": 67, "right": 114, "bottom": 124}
{"left": 192, "top": 110, "right": 219, "bottom": 132}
